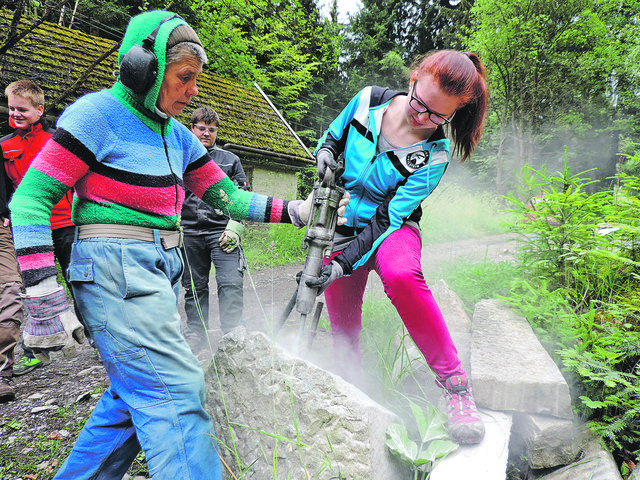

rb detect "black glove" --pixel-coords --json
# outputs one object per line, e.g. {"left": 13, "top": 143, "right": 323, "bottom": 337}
{"left": 316, "top": 148, "right": 338, "bottom": 180}
{"left": 305, "top": 260, "right": 344, "bottom": 295}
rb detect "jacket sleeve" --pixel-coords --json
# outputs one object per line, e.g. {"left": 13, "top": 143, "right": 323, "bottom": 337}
{"left": 183, "top": 154, "right": 292, "bottom": 224}
{"left": 229, "top": 154, "right": 250, "bottom": 191}
{"left": 314, "top": 89, "right": 366, "bottom": 158}
{"left": 9, "top": 129, "right": 90, "bottom": 286}
{"left": 334, "top": 160, "right": 448, "bottom": 275}
{"left": 315, "top": 86, "right": 400, "bottom": 159}
{"left": 334, "top": 196, "right": 393, "bottom": 275}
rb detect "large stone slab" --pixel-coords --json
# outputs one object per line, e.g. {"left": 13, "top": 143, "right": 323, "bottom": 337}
{"left": 205, "top": 328, "right": 410, "bottom": 480}
{"left": 536, "top": 429, "right": 623, "bottom": 480}
{"left": 432, "top": 279, "right": 472, "bottom": 334}
{"left": 511, "top": 413, "right": 581, "bottom": 469}
{"left": 432, "top": 279, "right": 472, "bottom": 375}
{"left": 471, "top": 300, "right": 572, "bottom": 419}
{"left": 431, "top": 409, "right": 512, "bottom": 480}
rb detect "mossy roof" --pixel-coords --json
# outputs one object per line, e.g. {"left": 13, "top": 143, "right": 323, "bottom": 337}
{"left": 0, "top": 10, "right": 312, "bottom": 165}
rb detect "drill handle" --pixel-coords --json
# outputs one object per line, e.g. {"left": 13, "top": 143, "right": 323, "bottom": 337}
{"left": 321, "top": 156, "right": 344, "bottom": 188}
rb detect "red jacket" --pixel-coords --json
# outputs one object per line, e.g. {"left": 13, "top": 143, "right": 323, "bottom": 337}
{"left": 1, "top": 119, "right": 74, "bottom": 230}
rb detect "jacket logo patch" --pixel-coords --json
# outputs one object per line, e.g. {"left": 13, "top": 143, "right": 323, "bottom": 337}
{"left": 405, "top": 151, "right": 430, "bottom": 169}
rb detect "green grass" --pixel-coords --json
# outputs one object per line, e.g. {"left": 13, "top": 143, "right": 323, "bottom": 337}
{"left": 242, "top": 224, "right": 307, "bottom": 268}
{"left": 419, "top": 183, "right": 514, "bottom": 244}
{"left": 425, "top": 256, "right": 520, "bottom": 315}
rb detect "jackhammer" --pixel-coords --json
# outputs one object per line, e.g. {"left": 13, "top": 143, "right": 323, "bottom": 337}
{"left": 276, "top": 167, "right": 345, "bottom": 348}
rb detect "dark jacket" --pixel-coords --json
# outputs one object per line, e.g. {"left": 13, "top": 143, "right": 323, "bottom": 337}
{"left": 181, "top": 145, "right": 249, "bottom": 234}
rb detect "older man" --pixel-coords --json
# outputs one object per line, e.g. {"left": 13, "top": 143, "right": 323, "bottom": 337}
{"left": 9, "top": 10, "right": 347, "bottom": 479}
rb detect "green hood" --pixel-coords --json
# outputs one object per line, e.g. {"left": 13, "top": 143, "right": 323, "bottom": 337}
{"left": 116, "top": 10, "right": 191, "bottom": 114}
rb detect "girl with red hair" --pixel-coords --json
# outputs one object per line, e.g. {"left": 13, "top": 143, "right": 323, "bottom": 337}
{"left": 309, "top": 50, "right": 489, "bottom": 445}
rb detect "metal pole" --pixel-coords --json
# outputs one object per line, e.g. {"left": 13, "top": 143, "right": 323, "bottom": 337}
{"left": 69, "top": 0, "right": 80, "bottom": 28}
{"left": 253, "top": 82, "right": 315, "bottom": 161}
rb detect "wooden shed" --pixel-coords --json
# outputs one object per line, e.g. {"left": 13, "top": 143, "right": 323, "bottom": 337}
{"left": 0, "top": 10, "right": 314, "bottom": 199}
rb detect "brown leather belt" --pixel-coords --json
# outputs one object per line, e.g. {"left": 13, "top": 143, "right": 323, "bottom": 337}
{"left": 77, "top": 224, "right": 183, "bottom": 250}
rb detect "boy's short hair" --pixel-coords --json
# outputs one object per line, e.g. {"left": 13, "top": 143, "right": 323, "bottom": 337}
{"left": 191, "top": 106, "right": 219, "bottom": 127}
{"left": 5, "top": 79, "right": 45, "bottom": 108}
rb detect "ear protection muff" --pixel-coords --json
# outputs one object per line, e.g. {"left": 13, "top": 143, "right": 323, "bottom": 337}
{"left": 119, "top": 15, "right": 179, "bottom": 94}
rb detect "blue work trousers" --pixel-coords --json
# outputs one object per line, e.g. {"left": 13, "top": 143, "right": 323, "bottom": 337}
{"left": 57, "top": 231, "right": 222, "bottom": 480}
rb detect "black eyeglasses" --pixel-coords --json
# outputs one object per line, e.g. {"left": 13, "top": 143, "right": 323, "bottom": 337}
{"left": 409, "top": 81, "right": 456, "bottom": 126}
{"left": 192, "top": 124, "right": 218, "bottom": 134}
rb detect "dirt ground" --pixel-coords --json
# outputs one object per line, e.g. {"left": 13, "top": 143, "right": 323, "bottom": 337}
{"left": 0, "top": 233, "right": 515, "bottom": 479}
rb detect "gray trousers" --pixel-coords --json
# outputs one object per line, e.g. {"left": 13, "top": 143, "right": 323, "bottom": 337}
{"left": 181, "top": 231, "right": 244, "bottom": 335}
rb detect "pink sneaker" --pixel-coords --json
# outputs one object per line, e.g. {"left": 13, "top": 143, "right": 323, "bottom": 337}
{"left": 441, "top": 375, "right": 485, "bottom": 445}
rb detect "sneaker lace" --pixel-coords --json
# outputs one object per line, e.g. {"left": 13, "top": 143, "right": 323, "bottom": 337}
{"left": 15, "top": 356, "right": 38, "bottom": 368}
{"left": 443, "top": 378, "right": 479, "bottom": 422}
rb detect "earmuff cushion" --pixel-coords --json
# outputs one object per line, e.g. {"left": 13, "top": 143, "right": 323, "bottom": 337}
{"left": 119, "top": 44, "right": 159, "bottom": 94}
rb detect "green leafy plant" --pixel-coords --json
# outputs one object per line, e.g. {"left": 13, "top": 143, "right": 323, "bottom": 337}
{"left": 559, "top": 316, "right": 640, "bottom": 460}
{"left": 5, "top": 418, "right": 21, "bottom": 430}
{"left": 385, "top": 401, "right": 458, "bottom": 480}
{"left": 501, "top": 151, "right": 640, "bottom": 471}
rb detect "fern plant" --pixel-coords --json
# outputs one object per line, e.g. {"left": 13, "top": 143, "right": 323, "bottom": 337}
{"left": 559, "top": 319, "right": 640, "bottom": 460}
{"left": 502, "top": 148, "right": 640, "bottom": 470}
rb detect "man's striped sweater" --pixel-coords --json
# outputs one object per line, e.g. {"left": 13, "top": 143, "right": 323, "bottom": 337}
{"left": 9, "top": 85, "right": 293, "bottom": 287}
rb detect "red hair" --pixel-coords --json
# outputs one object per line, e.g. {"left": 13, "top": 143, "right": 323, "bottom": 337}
{"left": 411, "top": 50, "right": 488, "bottom": 162}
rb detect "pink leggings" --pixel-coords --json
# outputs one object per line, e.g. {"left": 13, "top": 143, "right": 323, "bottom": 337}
{"left": 324, "top": 224, "right": 464, "bottom": 383}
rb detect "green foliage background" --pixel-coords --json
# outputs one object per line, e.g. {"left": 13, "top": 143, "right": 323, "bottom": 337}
{"left": 5, "top": 0, "right": 640, "bottom": 476}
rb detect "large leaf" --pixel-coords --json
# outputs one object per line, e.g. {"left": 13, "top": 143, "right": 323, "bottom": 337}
{"left": 415, "top": 439, "right": 459, "bottom": 465}
{"left": 385, "top": 423, "right": 418, "bottom": 466}
{"left": 409, "top": 401, "right": 449, "bottom": 444}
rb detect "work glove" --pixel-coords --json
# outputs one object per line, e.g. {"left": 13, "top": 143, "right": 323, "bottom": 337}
{"left": 316, "top": 148, "right": 338, "bottom": 180}
{"left": 288, "top": 191, "right": 350, "bottom": 228}
{"left": 22, "top": 276, "right": 85, "bottom": 350}
{"left": 305, "top": 260, "right": 344, "bottom": 295}
{"left": 219, "top": 220, "right": 245, "bottom": 253}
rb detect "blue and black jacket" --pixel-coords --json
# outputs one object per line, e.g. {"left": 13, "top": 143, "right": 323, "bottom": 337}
{"left": 315, "top": 86, "right": 450, "bottom": 275}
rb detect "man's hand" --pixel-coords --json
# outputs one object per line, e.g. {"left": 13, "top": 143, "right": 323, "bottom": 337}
{"left": 289, "top": 191, "right": 350, "bottom": 228}
{"left": 219, "top": 220, "right": 245, "bottom": 253}
{"left": 316, "top": 148, "right": 338, "bottom": 180}
{"left": 2, "top": 217, "right": 9, "bottom": 227}
{"left": 305, "top": 260, "right": 344, "bottom": 295}
{"left": 22, "top": 277, "right": 85, "bottom": 349}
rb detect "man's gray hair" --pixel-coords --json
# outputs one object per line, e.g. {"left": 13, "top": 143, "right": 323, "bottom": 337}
{"left": 166, "top": 42, "right": 208, "bottom": 66}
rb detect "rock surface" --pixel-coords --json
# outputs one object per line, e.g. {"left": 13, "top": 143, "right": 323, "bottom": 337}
{"left": 471, "top": 299, "right": 573, "bottom": 419}
{"left": 206, "top": 328, "right": 410, "bottom": 480}
{"left": 512, "top": 413, "right": 581, "bottom": 469}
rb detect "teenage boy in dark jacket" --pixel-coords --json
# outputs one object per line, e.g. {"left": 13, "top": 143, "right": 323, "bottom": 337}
{"left": 181, "top": 106, "right": 249, "bottom": 349}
